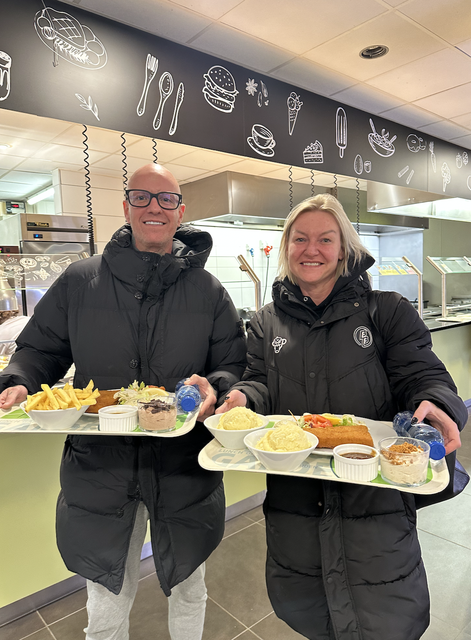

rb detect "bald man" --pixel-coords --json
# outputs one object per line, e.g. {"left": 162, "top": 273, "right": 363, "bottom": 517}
{"left": 0, "top": 164, "right": 247, "bottom": 640}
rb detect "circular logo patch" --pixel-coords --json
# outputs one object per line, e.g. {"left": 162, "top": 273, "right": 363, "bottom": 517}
{"left": 353, "top": 326, "right": 373, "bottom": 348}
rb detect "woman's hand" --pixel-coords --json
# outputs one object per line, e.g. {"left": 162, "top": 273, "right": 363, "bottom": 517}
{"left": 184, "top": 374, "right": 217, "bottom": 421}
{"left": 0, "top": 385, "right": 28, "bottom": 410}
{"left": 215, "top": 390, "right": 247, "bottom": 414}
{"left": 413, "top": 400, "right": 461, "bottom": 454}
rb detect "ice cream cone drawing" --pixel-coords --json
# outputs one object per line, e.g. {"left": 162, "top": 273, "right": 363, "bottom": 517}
{"left": 429, "top": 142, "right": 437, "bottom": 173}
{"left": 287, "top": 92, "right": 302, "bottom": 136}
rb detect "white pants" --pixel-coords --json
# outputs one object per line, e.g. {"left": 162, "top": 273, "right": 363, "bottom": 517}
{"left": 84, "top": 502, "right": 207, "bottom": 640}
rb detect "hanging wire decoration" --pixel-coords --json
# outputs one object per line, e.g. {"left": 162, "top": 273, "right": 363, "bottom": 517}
{"left": 121, "top": 132, "right": 128, "bottom": 189}
{"left": 82, "top": 125, "right": 95, "bottom": 256}
{"left": 356, "top": 177, "right": 361, "bottom": 235}
{"left": 310, "top": 169, "right": 315, "bottom": 197}
{"left": 333, "top": 174, "right": 338, "bottom": 199}
{"left": 152, "top": 138, "right": 158, "bottom": 163}
{"left": 288, "top": 165, "right": 294, "bottom": 211}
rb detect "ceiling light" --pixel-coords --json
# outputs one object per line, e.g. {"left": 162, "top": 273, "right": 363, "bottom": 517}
{"left": 27, "top": 186, "right": 55, "bottom": 205}
{"left": 0, "top": 143, "right": 12, "bottom": 150}
{"left": 359, "top": 45, "right": 389, "bottom": 59}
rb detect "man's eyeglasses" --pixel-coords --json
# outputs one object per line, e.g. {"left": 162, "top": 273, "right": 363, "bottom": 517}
{"left": 125, "top": 190, "right": 182, "bottom": 210}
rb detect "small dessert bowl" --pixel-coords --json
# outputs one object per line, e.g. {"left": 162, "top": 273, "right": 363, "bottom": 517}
{"left": 379, "top": 436, "right": 430, "bottom": 487}
{"left": 204, "top": 413, "right": 270, "bottom": 449}
{"left": 137, "top": 395, "right": 177, "bottom": 433}
{"left": 98, "top": 404, "right": 138, "bottom": 433}
{"left": 243, "top": 429, "right": 318, "bottom": 472}
{"left": 333, "top": 444, "right": 379, "bottom": 482}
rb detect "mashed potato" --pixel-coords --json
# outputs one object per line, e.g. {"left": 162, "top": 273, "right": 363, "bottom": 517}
{"left": 256, "top": 421, "right": 311, "bottom": 452}
{"left": 218, "top": 407, "right": 264, "bottom": 431}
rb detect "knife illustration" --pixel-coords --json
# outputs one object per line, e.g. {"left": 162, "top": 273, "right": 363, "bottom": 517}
{"left": 169, "top": 82, "right": 185, "bottom": 136}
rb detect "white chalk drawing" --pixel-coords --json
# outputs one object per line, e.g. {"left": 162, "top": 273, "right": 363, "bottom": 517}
{"left": 336, "top": 108, "right": 347, "bottom": 157}
{"left": 354, "top": 154, "right": 363, "bottom": 175}
{"left": 456, "top": 153, "right": 463, "bottom": 169}
{"left": 441, "top": 162, "right": 451, "bottom": 192}
{"left": 429, "top": 142, "right": 437, "bottom": 173}
{"left": 137, "top": 54, "right": 158, "bottom": 117}
{"left": 406, "top": 133, "right": 426, "bottom": 152}
{"left": 303, "top": 141, "right": 324, "bottom": 164}
{"left": 75, "top": 93, "right": 100, "bottom": 121}
{"left": 0, "top": 51, "right": 11, "bottom": 101}
{"left": 368, "top": 119, "right": 396, "bottom": 157}
{"left": 153, "top": 72, "right": 174, "bottom": 131}
{"left": 203, "top": 65, "right": 238, "bottom": 113}
{"left": 364, "top": 160, "right": 372, "bottom": 173}
{"left": 50, "top": 262, "right": 63, "bottom": 274}
{"left": 247, "top": 124, "right": 275, "bottom": 157}
{"left": 20, "top": 258, "right": 37, "bottom": 268}
{"left": 287, "top": 92, "right": 303, "bottom": 135}
{"left": 259, "top": 80, "right": 269, "bottom": 106}
{"left": 399, "top": 164, "right": 415, "bottom": 185}
{"left": 398, "top": 165, "right": 409, "bottom": 178}
{"left": 169, "top": 82, "right": 184, "bottom": 136}
{"left": 246, "top": 79, "right": 258, "bottom": 96}
{"left": 467, "top": 176, "right": 471, "bottom": 190}
{"left": 463, "top": 152, "right": 469, "bottom": 166}
{"left": 34, "top": 7, "right": 107, "bottom": 69}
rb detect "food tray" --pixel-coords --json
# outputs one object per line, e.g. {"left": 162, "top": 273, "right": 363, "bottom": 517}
{"left": 198, "top": 416, "right": 449, "bottom": 495}
{"left": 0, "top": 406, "right": 199, "bottom": 437}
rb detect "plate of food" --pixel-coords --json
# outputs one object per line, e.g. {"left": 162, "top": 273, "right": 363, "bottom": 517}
{"left": 267, "top": 413, "right": 393, "bottom": 456}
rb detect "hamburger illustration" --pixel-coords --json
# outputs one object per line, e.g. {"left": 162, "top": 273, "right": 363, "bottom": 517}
{"left": 203, "top": 65, "right": 238, "bottom": 113}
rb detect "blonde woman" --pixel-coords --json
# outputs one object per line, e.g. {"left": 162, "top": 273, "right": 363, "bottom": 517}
{"left": 218, "top": 194, "right": 466, "bottom": 640}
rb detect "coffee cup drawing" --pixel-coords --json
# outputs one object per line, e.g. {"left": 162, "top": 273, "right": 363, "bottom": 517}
{"left": 248, "top": 124, "right": 276, "bottom": 157}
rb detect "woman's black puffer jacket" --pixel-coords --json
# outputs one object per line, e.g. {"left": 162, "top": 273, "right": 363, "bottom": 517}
{"left": 0, "top": 224, "right": 247, "bottom": 596}
{"left": 232, "top": 255, "right": 467, "bottom": 640}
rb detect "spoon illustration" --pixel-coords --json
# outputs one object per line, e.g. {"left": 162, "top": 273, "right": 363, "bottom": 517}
{"left": 153, "top": 72, "right": 174, "bottom": 130}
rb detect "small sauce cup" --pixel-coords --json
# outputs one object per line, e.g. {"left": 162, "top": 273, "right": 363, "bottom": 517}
{"left": 333, "top": 444, "right": 379, "bottom": 482}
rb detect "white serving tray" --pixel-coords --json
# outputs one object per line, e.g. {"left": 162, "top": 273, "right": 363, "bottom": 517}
{"left": 0, "top": 405, "right": 199, "bottom": 437}
{"left": 198, "top": 416, "right": 449, "bottom": 495}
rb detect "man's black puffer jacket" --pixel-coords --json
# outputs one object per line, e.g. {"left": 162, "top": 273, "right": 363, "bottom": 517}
{"left": 0, "top": 224, "right": 247, "bottom": 596}
{"left": 232, "top": 254, "right": 467, "bottom": 640}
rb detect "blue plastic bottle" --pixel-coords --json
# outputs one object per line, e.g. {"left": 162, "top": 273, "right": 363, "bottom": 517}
{"left": 392, "top": 411, "right": 446, "bottom": 460}
{"left": 175, "top": 379, "right": 201, "bottom": 413}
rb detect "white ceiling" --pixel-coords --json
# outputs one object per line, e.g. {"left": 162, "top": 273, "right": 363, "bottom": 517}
{"left": 1, "top": 0, "right": 471, "bottom": 202}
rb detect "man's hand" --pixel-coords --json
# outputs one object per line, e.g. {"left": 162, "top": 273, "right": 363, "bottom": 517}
{"left": 413, "top": 400, "right": 461, "bottom": 455}
{"left": 0, "top": 385, "right": 28, "bottom": 410}
{"left": 215, "top": 390, "right": 247, "bottom": 414}
{"left": 184, "top": 374, "right": 217, "bottom": 422}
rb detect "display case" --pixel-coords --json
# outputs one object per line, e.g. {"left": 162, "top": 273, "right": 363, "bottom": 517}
{"left": 368, "top": 256, "right": 423, "bottom": 317}
{"left": 0, "top": 253, "right": 82, "bottom": 315}
{"left": 426, "top": 256, "right": 471, "bottom": 319}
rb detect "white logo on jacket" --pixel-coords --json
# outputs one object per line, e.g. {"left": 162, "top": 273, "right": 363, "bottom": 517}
{"left": 353, "top": 326, "right": 373, "bottom": 348}
{"left": 272, "top": 336, "right": 287, "bottom": 353}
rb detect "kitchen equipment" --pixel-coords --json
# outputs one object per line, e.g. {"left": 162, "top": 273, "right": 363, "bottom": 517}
{"left": 0, "top": 213, "right": 90, "bottom": 314}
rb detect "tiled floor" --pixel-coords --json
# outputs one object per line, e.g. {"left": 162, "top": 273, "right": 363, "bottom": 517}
{"left": 2, "top": 416, "right": 471, "bottom": 640}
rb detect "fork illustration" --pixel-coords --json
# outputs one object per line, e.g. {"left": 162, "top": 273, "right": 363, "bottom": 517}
{"left": 137, "top": 54, "right": 158, "bottom": 117}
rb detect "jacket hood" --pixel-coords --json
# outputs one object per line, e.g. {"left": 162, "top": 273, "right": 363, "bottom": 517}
{"left": 101, "top": 224, "right": 213, "bottom": 289}
{"left": 273, "top": 251, "right": 375, "bottom": 320}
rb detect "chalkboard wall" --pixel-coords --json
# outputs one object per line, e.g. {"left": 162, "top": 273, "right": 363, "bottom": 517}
{"left": 1, "top": 0, "right": 471, "bottom": 199}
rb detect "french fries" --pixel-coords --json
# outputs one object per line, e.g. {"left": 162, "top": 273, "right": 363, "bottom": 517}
{"left": 24, "top": 381, "right": 100, "bottom": 412}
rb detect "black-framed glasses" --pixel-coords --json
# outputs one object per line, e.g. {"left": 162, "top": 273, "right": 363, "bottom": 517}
{"left": 125, "top": 190, "right": 182, "bottom": 210}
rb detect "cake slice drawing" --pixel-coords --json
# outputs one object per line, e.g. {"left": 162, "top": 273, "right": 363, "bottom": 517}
{"left": 303, "top": 141, "right": 324, "bottom": 164}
